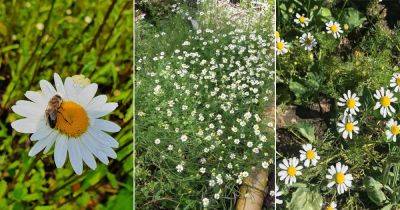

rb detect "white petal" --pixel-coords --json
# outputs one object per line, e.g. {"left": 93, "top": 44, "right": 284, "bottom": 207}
{"left": 54, "top": 135, "right": 68, "bottom": 168}
{"left": 88, "top": 127, "right": 119, "bottom": 148}
{"left": 29, "top": 132, "right": 56, "bottom": 156}
{"left": 53, "top": 73, "right": 66, "bottom": 97}
{"left": 81, "top": 133, "right": 109, "bottom": 165}
{"left": 25, "top": 91, "right": 46, "bottom": 105}
{"left": 31, "top": 124, "right": 52, "bottom": 141}
{"left": 12, "top": 103, "right": 43, "bottom": 119}
{"left": 64, "top": 77, "right": 77, "bottom": 100}
{"left": 87, "top": 95, "right": 108, "bottom": 110}
{"left": 92, "top": 119, "right": 121, "bottom": 133}
{"left": 68, "top": 139, "right": 83, "bottom": 175}
{"left": 77, "top": 83, "right": 98, "bottom": 107}
{"left": 87, "top": 103, "right": 118, "bottom": 118}
{"left": 40, "top": 80, "right": 56, "bottom": 100}
{"left": 327, "top": 181, "right": 335, "bottom": 188}
{"left": 12, "top": 118, "right": 40, "bottom": 133}
{"left": 78, "top": 139, "right": 97, "bottom": 170}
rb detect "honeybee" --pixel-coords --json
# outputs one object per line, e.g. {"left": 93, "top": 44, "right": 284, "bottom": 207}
{"left": 45, "top": 95, "right": 63, "bottom": 128}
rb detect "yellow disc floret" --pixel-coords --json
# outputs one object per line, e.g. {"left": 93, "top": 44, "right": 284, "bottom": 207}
{"left": 306, "top": 150, "right": 315, "bottom": 160}
{"left": 330, "top": 25, "right": 339, "bottom": 33}
{"left": 396, "top": 77, "right": 400, "bottom": 86}
{"left": 335, "top": 172, "right": 345, "bottom": 184}
{"left": 345, "top": 122, "right": 354, "bottom": 132}
{"left": 56, "top": 101, "right": 89, "bottom": 137}
{"left": 346, "top": 98, "right": 356, "bottom": 109}
{"left": 287, "top": 166, "right": 296, "bottom": 177}
{"left": 277, "top": 41, "right": 285, "bottom": 50}
{"left": 299, "top": 16, "right": 306, "bottom": 23}
{"left": 391, "top": 125, "right": 400, "bottom": 135}
{"left": 380, "top": 96, "right": 391, "bottom": 107}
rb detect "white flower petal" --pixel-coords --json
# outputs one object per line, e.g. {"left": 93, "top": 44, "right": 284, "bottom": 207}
{"left": 77, "top": 83, "right": 98, "bottom": 107}
{"left": 40, "top": 80, "right": 56, "bottom": 100}
{"left": 92, "top": 119, "right": 121, "bottom": 133}
{"left": 88, "top": 103, "right": 118, "bottom": 118}
{"left": 53, "top": 73, "right": 66, "bottom": 97}
{"left": 54, "top": 135, "right": 68, "bottom": 168}
{"left": 11, "top": 118, "right": 40, "bottom": 133}
{"left": 78, "top": 139, "right": 97, "bottom": 170}
{"left": 68, "top": 139, "right": 83, "bottom": 175}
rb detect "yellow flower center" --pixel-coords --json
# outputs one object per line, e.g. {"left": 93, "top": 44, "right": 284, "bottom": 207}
{"left": 326, "top": 206, "right": 334, "bottom": 210}
{"left": 396, "top": 77, "right": 400, "bottom": 86}
{"left": 335, "top": 172, "right": 345, "bottom": 184}
{"left": 299, "top": 16, "right": 306, "bottom": 23}
{"left": 287, "top": 166, "right": 296, "bottom": 176}
{"left": 306, "top": 150, "right": 315, "bottom": 160}
{"left": 346, "top": 98, "right": 356, "bottom": 109}
{"left": 277, "top": 41, "right": 285, "bottom": 50}
{"left": 391, "top": 125, "right": 400, "bottom": 135}
{"left": 345, "top": 122, "right": 354, "bottom": 132}
{"left": 380, "top": 96, "right": 391, "bottom": 107}
{"left": 330, "top": 25, "right": 339, "bottom": 33}
{"left": 56, "top": 101, "right": 89, "bottom": 137}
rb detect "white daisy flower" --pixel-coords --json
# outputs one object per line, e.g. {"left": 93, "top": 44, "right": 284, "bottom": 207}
{"left": 373, "top": 87, "right": 397, "bottom": 118}
{"left": 11, "top": 73, "right": 120, "bottom": 175}
{"left": 326, "top": 162, "right": 353, "bottom": 195}
{"left": 294, "top": 13, "right": 310, "bottom": 27}
{"left": 326, "top": 201, "right": 337, "bottom": 210}
{"left": 270, "top": 185, "right": 283, "bottom": 204}
{"left": 202, "top": 198, "right": 210, "bottom": 207}
{"left": 299, "top": 33, "right": 317, "bottom": 51}
{"left": 389, "top": 73, "right": 400, "bottom": 92}
{"left": 325, "top": 21, "right": 343, "bottom": 39}
{"left": 337, "top": 90, "right": 361, "bottom": 116}
{"left": 299, "top": 144, "right": 320, "bottom": 167}
{"left": 276, "top": 38, "right": 288, "bottom": 55}
{"left": 278, "top": 157, "right": 303, "bottom": 185}
{"left": 337, "top": 116, "right": 359, "bottom": 139}
{"left": 386, "top": 119, "right": 400, "bottom": 142}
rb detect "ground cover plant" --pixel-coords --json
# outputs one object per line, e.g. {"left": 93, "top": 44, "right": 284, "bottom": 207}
{"left": 0, "top": 1, "right": 133, "bottom": 209}
{"left": 276, "top": 0, "right": 400, "bottom": 209}
{"left": 135, "top": 0, "right": 275, "bottom": 209}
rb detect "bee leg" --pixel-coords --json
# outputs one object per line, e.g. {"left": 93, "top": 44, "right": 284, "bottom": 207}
{"left": 57, "top": 111, "right": 72, "bottom": 125}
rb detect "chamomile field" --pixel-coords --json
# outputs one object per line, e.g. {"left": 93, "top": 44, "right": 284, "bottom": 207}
{"left": 0, "top": 1, "right": 133, "bottom": 209}
{"left": 276, "top": 0, "right": 400, "bottom": 209}
{"left": 135, "top": 0, "right": 275, "bottom": 209}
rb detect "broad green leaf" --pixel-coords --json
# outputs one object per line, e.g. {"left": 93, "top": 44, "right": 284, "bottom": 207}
{"left": 287, "top": 187, "right": 323, "bottom": 210}
{"left": 364, "top": 177, "right": 386, "bottom": 205}
{"left": 295, "top": 122, "right": 316, "bottom": 143}
{"left": 343, "top": 8, "right": 366, "bottom": 29}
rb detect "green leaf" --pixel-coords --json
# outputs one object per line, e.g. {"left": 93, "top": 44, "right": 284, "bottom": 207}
{"left": 295, "top": 122, "right": 316, "bottom": 143}
{"left": 319, "top": 7, "right": 332, "bottom": 19}
{"left": 364, "top": 177, "right": 387, "bottom": 205}
{"left": 289, "top": 81, "right": 307, "bottom": 100}
{"left": 343, "top": 8, "right": 366, "bottom": 29}
{"left": 287, "top": 187, "right": 323, "bottom": 210}
{"left": 0, "top": 180, "right": 7, "bottom": 198}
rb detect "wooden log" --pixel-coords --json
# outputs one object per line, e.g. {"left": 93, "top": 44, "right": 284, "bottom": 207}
{"left": 236, "top": 169, "right": 269, "bottom": 210}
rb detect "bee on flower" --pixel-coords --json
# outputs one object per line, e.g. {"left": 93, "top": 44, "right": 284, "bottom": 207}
{"left": 389, "top": 73, "right": 400, "bottom": 92}
{"left": 278, "top": 157, "right": 303, "bottom": 185}
{"left": 276, "top": 38, "right": 288, "bottom": 55}
{"left": 299, "top": 33, "right": 317, "bottom": 51}
{"left": 373, "top": 87, "right": 397, "bottom": 118}
{"left": 11, "top": 73, "right": 120, "bottom": 175}
{"left": 326, "top": 162, "right": 353, "bottom": 194}
{"left": 337, "top": 116, "right": 359, "bottom": 139}
{"left": 337, "top": 90, "right": 361, "bottom": 116}
{"left": 294, "top": 13, "right": 310, "bottom": 27}
{"left": 386, "top": 119, "right": 400, "bottom": 142}
{"left": 325, "top": 21, "right": 343, "bottom": 39}
{"left": 299, "top": 144, "right": 320, "bottom": 167}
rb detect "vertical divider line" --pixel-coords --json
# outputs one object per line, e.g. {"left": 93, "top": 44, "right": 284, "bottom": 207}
{"left": 273, "top": 0, "right": 277, "bottom": 209}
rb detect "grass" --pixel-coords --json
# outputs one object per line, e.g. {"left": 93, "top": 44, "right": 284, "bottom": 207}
{"left": 0, "top": 0, "right": 133, "bottom": 209}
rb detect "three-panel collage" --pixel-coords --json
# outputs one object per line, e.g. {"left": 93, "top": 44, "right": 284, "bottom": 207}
{"left": 0, "top": 0, "right": 399, "bottom": 209}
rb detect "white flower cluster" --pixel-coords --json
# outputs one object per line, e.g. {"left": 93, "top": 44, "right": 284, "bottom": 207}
{"left": 136, "top": 3, "right": 275, "bottom": 206}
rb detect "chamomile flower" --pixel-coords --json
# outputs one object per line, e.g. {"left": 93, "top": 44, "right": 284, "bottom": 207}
{"left": 11, "top": 73, "right": 120, "bottom": 175}
{"left": 325, "top": 21, "right": 343, "bottom": 39}
{"left": 299, "top": 144, "right": 320, "bottom": 167}
{"left": 389, "top": 73, "right": 400, "bottom": 92}
{"left": 386, "top": 119, "right": 400, "bottom": 142}
{"left": 270, "top": 185, "right": 283, "bottom": 204}
{"left": 299, "top": 33, "right": 317, "bottom": 51}
{"left": 373, "top": 87, "right": 397, "bottom": 118}
{"left": 276, "top": 38, "right": 288, "bottom": 55}
{"left": 294, "top": 13, "right": 310, "bottom": 27}
{"left": 337, "top": 90, "right": 361, "bottom": 116}
{"left": 326, "top": 201, "right": 337, "bottom": 210}
{"left": 337, "top": 116, "right": 359, "bottom": 139}
{"left": 326, "top": 162, "right": 353, "bottom": 194}
{"left": 278, "top": 157, "right": 303, "bottom": 185}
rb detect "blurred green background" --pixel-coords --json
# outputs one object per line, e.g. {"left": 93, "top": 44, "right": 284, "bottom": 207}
{"left": 0, "top": 0, "right": 133, "bottom": 209}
